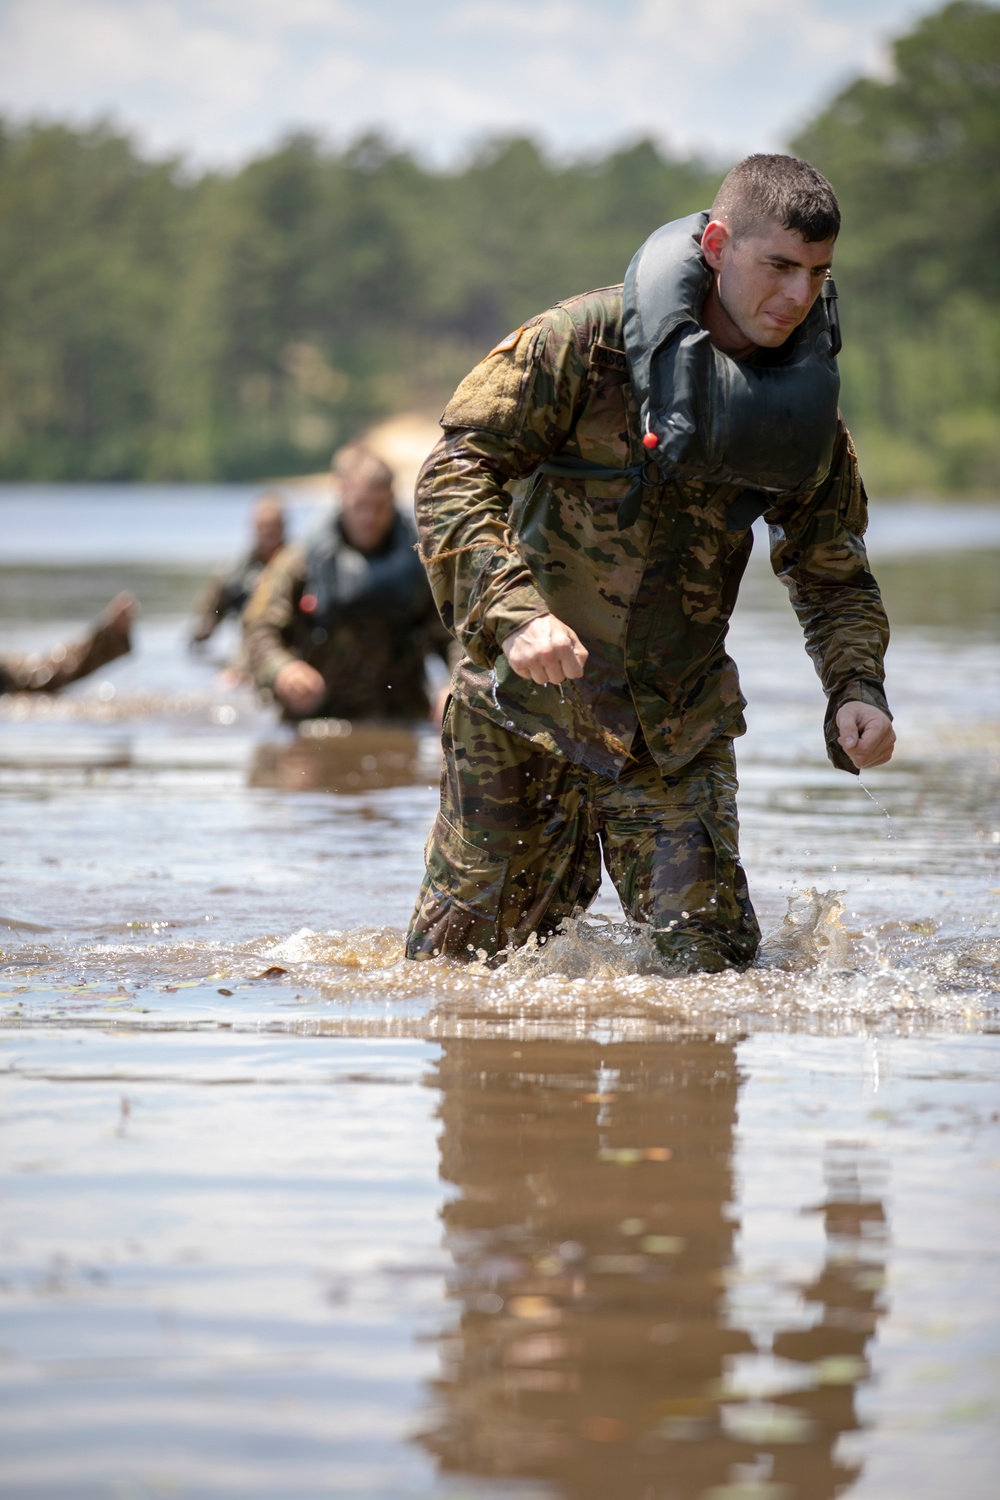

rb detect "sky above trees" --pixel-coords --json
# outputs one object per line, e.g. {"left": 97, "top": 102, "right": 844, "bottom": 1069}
{"left": 3, "top": 1, "right": 997, "bottom": 491}
{"left": 0, "top": 0, "right": 955, "bottom": 167}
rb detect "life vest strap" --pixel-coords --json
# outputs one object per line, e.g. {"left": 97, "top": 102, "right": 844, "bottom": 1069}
{"left": 533, "top": 453, "right": 664, "bottom": 528}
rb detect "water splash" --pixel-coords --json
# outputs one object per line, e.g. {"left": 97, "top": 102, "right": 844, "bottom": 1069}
{"left": 766, "top": 888, "right": 850, "bottom": 970}
{"left": 7, "top": 893, "right": 996, "bottom": 1040}
{"left": 486, "top": 669, "right": 517, "bottom": 732}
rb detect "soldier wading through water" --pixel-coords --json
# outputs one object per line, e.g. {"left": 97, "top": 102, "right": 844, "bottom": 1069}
{"left": 406, "top": 153, "right": 895, "bottom": 973}
{"left": 243, "top": 444, "right": 456, "bottom": 723}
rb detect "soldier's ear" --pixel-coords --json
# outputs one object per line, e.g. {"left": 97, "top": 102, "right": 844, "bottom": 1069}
{"left": 701, "top": 220, "right": 730, "bottom": 269}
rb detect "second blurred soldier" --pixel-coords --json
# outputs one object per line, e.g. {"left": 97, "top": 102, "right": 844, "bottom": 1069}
{"left": 189, "top": 493, "right": 287, "bottom": 647}
{"left": 243, "top": 444, "right": 455, "bottom": 722}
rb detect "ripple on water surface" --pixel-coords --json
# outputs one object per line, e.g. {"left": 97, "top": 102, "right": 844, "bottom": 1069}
{"left": 3, "top": 890, "right": 997, "bottom": 1042}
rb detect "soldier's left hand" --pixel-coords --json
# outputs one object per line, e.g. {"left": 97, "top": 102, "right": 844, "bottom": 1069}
{"left": 836, "top": 702, "right": 895, "bottom": 770}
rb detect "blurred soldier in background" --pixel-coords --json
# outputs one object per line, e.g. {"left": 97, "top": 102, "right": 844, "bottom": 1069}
{"left": 0, "top": 592, "right": 135, "bottom": 695}
{"left": 189, "top": 492, "right": 287, "bottom": 647}
{"left": 243, "top": 443, "right": 456, "bottom": 722}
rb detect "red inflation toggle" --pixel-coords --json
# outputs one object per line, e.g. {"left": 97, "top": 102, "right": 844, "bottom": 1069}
{"left": 300, "top": 593, "right": 318, "bottom": 613}
{"left": 642, "top": 431, "right": 659, "bottom": 450}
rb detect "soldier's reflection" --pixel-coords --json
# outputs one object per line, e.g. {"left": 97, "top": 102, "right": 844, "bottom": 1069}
{"left": 248, "top": 724, "right": 424, "bottom": 793}
{"left": 418, "top": 1038, "right": 888, "bottom": 1500}
{"left": 420, "top": 1037, "right": 746, "bottom": 1498}
{"left": 767, "top": 1146, "right": 889, "bottom": 1500}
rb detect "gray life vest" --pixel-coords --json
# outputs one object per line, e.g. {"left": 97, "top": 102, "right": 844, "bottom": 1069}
{"left": 219, "top": 551, "right": 267, "bottom": 618}
{"left": 302, "top": 512, "right": 429, "bottom": 627}
{"left": 623, "top": 210, "right": 841, "bottom": 495}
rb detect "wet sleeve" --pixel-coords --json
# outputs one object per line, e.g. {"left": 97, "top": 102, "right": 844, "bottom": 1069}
{"left": 0, "top": 608, "right": 132, "bottom": 693}
{"left": 241, "top": 545, "right": 307, "bottom": 691}
{"left": 415, "top": 310, "right": 589, "bottom": 668}
{"left": 766, "top": 423, "right": 891, "bottom": 775}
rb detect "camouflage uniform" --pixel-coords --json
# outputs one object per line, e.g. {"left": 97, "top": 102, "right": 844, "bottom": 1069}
{"left": 0, "top": 609, "right": 132, "bottom": 694}
{"left": 243, "top": 512, "right": 456, "bottom": 722}
{"left": 407, "top": 284, "right": 890, "bottom": 968}
{"left": 412, "top": 697, "right": 758, "bottom": 971}
{"left": 190, "top": 549, "right": 270, "bottom": 644}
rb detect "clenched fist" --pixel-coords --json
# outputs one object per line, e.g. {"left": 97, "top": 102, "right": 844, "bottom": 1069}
{"left": 274, "top": 660, "right": 326, "bottom": 717}
{"left": 835, "top": 701, "right": 895, "bottom": 770}
{"left": 502, "top": 614, "right": 589, "bottom": 685}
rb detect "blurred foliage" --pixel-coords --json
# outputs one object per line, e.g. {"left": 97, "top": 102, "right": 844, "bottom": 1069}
{"left": 793, "top": 0, "right": 1000, "bottom": 493}
{"left": 0, "top": 1, "right": 996, "bottom": 491}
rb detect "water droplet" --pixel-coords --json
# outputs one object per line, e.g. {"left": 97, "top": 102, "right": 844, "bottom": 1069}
{"left": 858, "top": 780, "right": 895, "bottom": 838}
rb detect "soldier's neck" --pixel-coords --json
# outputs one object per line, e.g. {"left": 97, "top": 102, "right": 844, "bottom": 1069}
{"left": 701, "top": 282, "right": 758, "bottom": 361}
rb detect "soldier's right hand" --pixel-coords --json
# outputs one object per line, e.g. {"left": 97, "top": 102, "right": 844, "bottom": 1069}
{"left": 502, "top": 614, "right": 588, "bottom": 686}
{"left": 274, "top": 660, "right": 326, "bottom": 716}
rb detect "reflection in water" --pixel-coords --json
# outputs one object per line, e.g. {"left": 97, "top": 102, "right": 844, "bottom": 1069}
{"left": 766, "top": 1146, "right": 889, "bottom": 1499}
{"left": 0, "top": 503, "right": 996, "bottom": 1497}
{"left": 248, "top": 722, "right": 433, "bottom": 793}
{"left": 420, "top": 1039, "right": 887, "bottom": 1500}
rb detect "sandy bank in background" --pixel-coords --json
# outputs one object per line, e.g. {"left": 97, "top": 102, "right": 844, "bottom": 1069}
{"left": 277, "top": 413, "right": 442, "bottom": 507}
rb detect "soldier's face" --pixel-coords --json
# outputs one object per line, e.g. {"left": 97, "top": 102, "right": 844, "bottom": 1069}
{"left": 254, "top": 508, "right": 285, "bottom": 562}
{"left": 703, "top": 220, "right": 835, "bottom": 351}
{"left": 340, "top": 481, "right": 396, "bottom": 554}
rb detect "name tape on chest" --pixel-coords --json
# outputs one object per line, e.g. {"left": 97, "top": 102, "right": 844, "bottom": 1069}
{"left": 589, "top": 342, "right": 629, "bottom": 375}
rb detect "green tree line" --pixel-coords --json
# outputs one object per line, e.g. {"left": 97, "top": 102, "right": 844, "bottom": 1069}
{"left": 0, "top": 0, "right": 996, "bottom": 493}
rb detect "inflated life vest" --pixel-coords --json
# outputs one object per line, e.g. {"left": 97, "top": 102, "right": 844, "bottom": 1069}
{"left": 622, "top": 210, "right": 841, "bottom": 495}
{"left": 301, "top": 512, "right": 429, "bottom": 626}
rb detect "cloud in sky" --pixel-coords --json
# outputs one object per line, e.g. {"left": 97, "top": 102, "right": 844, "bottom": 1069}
{"left": 0, "top": 0, "right": 942, "bottom": 166}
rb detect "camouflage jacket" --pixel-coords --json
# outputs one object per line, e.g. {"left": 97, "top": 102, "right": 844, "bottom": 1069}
{"left": 242, "top": 512, "right": 456, "bottom": 721}
{"left": 190, "top": 549, "right": 269, "bottom": 643}
{"left": 416, "top": 285, "right": 890, "bottom": 777}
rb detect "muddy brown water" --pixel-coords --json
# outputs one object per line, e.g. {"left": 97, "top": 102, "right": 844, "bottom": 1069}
{"left": 1, "top": 489, "right": 998, "bottom": 1499}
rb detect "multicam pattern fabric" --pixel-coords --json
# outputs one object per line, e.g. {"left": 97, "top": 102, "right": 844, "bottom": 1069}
{"left": 242, "top": 515, "right": 456, "bottom": 722}
{"left": 190, "top": 549, "right": 270, "bottom": 643}
{"left": 0, "top": 615, "right": 131, "bottom": 694}
{"left": 416, "top": 284, "right": 890, "bottom": 779}
{"left": 406, "top": 699, "right": 760, "bottom": 971}
{"left": 409, "top": 279, "right": 891, "bottom": 967}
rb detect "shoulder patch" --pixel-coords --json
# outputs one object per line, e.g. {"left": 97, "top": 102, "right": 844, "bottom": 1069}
{"left": 589, "top": 342, "right": 628, "bottom": 375}
{"left": 441, "top": 326, "right": 545, "bottom": 436}
{"left": 487, "top": 327, "right": 523, "bottom": 357}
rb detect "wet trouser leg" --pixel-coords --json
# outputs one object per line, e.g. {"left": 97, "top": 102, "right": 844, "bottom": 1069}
{"left": 406, "top": 699, "right": 602, "bottom": 961}
{"left": 405, "top": 700, "right": 759, "bottom": 971}
{"left": 595, "top": 732, "right": 760, "bottom": 972}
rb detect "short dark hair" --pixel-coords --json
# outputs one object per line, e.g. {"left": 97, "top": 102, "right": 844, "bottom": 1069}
{"left": 710, "top": 154, "right": 840, "bottom": 243}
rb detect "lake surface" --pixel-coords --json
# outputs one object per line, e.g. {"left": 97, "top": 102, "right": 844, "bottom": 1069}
{"left": 1, "top": 488, "right": 998, "bottom": 1499}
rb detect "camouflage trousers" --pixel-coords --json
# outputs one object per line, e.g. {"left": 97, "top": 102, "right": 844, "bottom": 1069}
{"left": 406, "top": 700, "right": 760, "bottom": 972}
